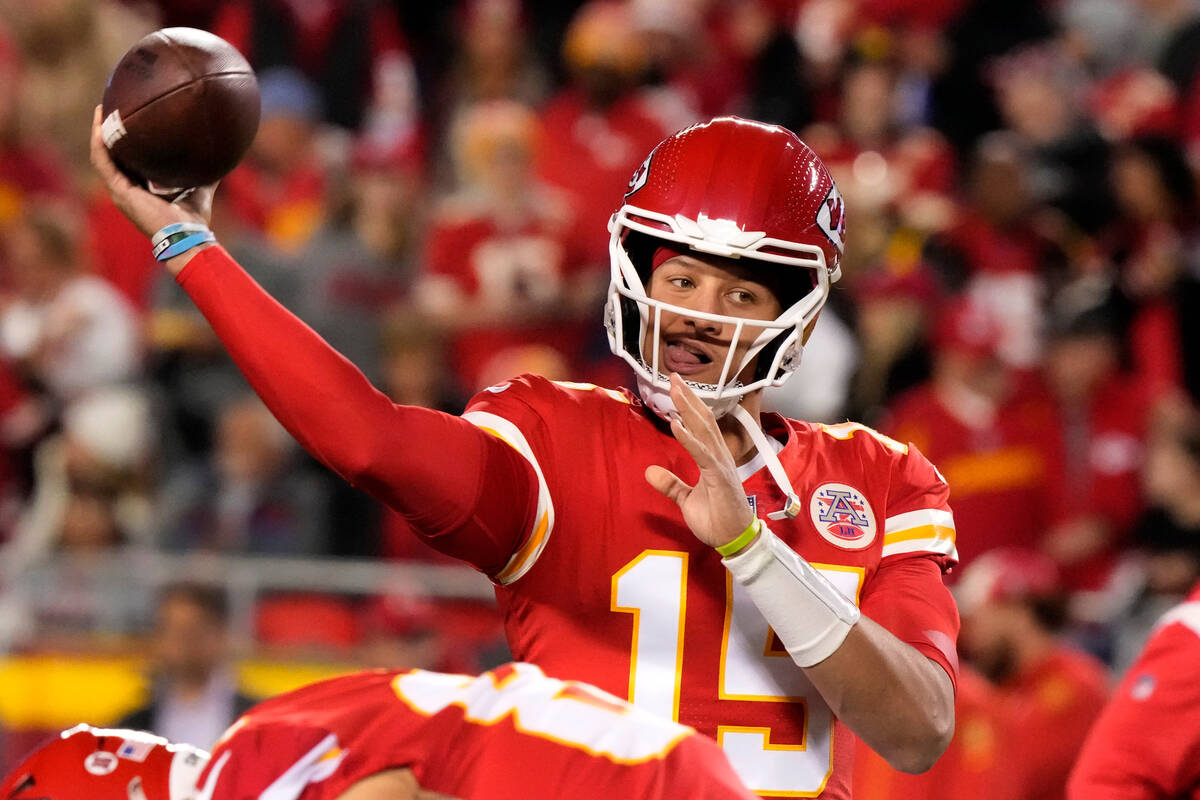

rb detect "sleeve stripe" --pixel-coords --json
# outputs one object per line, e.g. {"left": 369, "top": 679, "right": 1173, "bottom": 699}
{"left": 496, "top": 510, "right": 550, "bottom": 584}
{"left": 884, "top": 508, "right": 955, "bottom": 535}
{"left": 883, "top": 524, "right": 957, "bottom": 547}
{"left": 462, "top": 410, "right": 554, "bottom": 585}
{"left": 1155, "top": 601, "right": 1200, "bottom": 640}
{"left": 882, "top": 538, "right": 959, "bottom": 559}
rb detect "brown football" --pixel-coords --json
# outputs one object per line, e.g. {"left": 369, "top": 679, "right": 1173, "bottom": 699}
{"left": 101, "top": 27, "right": 260, "bottom": 192}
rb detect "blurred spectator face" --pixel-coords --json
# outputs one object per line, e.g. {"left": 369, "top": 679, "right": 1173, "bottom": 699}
{"left": 956, "top": 549, "right": 1061, "bottom": 682}
{"left": 932, "top": 301, "right": 1009, "bottom": 400}
{"left": 841, "top": 62, "right": 894, "bottom": 145}
{"left": 969, "top": 144, "right": 1030, "bottom": 226}
{"left": 216, "top": 399, "right": 289, "bottom": 484}
{"left": 960, "top": 598, "right": 1026, "bottom": 682}
{"left": 8, "top": 0, "right": 92, "bottom": 63}
{"left": 857, "top": 295, "right": 926, "bottom": 362}
{"left": 564, "top": 1, "right": 648, "bottom": 105}
{"left": 154, "top": 592, "right": 228, "bottom": 686}
{"left": 250, "top": 69, "right": 320, "bottom": 173}
{"left": 1110, "top": 148, "right": 1173, "bottom": 222}
{"left": 58, "top": 492, "right": 120, "bottom": 551}
{"left": 1143, "top": 426, "right": 1200, "bottom": 508}
{"left": 349, "top": 168, "right": 421, "bottom": 258}
{"left": 2, "top": 207, "right": 75, "bottom": 298}
{"left": 1044, "top": 333, "right": 1117, "bottom": 403}
{"left": 253, "top": 115, "right": 316, "bottom": 174}
{"left": 994, "top": 53, "right": 1076, "bottom": 145}
{"left": 453, "top": 101, "right": 538, "bottom": 195}
{"left": 463, "top": 0, "right": 524, "bottom": 69}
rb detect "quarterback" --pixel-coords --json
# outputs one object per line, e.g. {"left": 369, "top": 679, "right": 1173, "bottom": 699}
{"left": 0, "top": 663, "right": 756, "bottom": 799}
{"left": 92, "top": 110, "right": 959, "bottom": 798}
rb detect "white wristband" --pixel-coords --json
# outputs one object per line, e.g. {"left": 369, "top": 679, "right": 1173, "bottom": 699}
{"left": 722, "top": 521, "right": 861, "bottom": 667}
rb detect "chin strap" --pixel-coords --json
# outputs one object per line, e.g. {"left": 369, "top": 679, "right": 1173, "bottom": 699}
{"left": 729, "top": 404, "right": 802, "bottom": 520}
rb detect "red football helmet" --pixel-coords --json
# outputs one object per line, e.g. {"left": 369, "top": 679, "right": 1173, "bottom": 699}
{"left": 1, "top": 725, "right": 209, "bottom": 800}
{"left": 606, "top": 116, "right": 845, "bottom": 417}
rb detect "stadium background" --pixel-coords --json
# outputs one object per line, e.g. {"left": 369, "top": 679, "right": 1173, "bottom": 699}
{"left": 0, "top": 0, "right": 1198, "bottom": 794}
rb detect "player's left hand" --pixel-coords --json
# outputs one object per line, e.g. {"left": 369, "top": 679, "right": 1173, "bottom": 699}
{"left": 646, "top": 373, "right": 756, "bottom": 550}
{"left": 89, "top": 105, "right": 216, "bottom": 238}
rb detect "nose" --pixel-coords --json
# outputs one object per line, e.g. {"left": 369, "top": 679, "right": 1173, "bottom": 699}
{"left": 681, "top": 287, "right": 725, "bottom": 335}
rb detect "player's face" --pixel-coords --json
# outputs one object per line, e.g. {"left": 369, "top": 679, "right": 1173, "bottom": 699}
{"left": 644, "top": 255, "right": 783, "bottom": 385}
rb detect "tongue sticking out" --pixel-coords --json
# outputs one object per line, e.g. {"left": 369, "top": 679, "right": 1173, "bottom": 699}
{"left": 667, "top": 343, "right": 703, "bottom": 364}
{"left": 663, "top": 342, "right": 712, "bottom": 375}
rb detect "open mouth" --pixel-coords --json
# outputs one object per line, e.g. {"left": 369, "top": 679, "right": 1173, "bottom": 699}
{"left": 661, "top": 338, "right": 716, "bottom": 375}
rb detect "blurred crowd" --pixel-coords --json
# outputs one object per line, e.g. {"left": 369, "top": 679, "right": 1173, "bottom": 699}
{"left": 0, "top": 0, "right": 1199, "bottom": 792}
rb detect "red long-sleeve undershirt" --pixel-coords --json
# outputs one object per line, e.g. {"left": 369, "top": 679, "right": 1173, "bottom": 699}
{"left": 175, "top": 246, "right": 539, "bottom": 577}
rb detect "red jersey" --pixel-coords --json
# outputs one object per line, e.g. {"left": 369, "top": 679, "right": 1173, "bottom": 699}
{"left": 853, "top": 667, "right": 1016, "bottom": 800}
{"left": 884, "top": 383, "right": 1057, "bottom": 573}
{"left": 999, "top": 648, "right": 1109, "bottom": 800}
{"left": 463, "top": 376, "right": 960, "bottom": 799}
{"left": 194, "top": 662, "right": 755, "bottom": 800}
{"left": 1068, "top": 583, "right": 1200, "bottom": 800}
{"left": 173, "top": 248, "right": 961, "bottom": 800}
{"left": 420, "top": 194, "right": 591, "bottom": 392}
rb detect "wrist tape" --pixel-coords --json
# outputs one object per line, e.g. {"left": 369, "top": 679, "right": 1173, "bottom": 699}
{"left": 722, "top": 520, "right": 861, "bottom": 667}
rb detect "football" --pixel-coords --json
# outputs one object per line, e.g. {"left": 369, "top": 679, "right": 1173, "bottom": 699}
{"left": 101, "top": 27, "right": 260, "bottom": 193}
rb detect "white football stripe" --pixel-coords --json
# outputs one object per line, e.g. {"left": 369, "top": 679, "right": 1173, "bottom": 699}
{"left": 463, "top": 410, "right": 555, "bottom": 584}
{"left": 884, "top": 508, "right": 956, "bottom": 535}
{"left": 881, "top": 538, "right": 959, "bottom": 559}
{"left": 1155, "top": 601, "right": 1200, "bottom": 640}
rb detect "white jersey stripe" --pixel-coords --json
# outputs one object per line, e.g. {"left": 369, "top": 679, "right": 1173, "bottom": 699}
{"left": 1154, "top": 601, "right": 1200, "bottom": 640}
{"left": 463, "top": 410, "right": 555, "bottom": 585}
{"left": 884, "top": 508, "right": 956, "bottom": 535}
{"left": 881, "top": 538, "right": 959, "bottom": 560}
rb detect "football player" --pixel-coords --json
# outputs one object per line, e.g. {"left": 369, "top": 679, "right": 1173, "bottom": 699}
{"left": 92, "top": 110, "right": 960, "bottom": 798}
{"left": 1067, "top": 579, "right": 1200, "bottom": 799}
{"left": 0, "top": 663, "right": 756, "bottom": 799}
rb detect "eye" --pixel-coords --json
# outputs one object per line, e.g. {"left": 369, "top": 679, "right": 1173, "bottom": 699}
{"left": 729, "top": 289, "right": 757, "bottom": 304}
{"left": 668, "top": 276, "right": 694, "bottom": 289}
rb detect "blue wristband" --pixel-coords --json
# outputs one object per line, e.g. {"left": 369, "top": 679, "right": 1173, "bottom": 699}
{"left": 155, "top": 230, "right": 215, "bottom": 261}
{"left": 151, "top": 222, "right": 215, "bottom": 261}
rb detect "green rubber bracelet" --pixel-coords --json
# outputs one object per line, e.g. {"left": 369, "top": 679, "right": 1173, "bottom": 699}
{"left": 716, "top": 518, "right": 762, "bottom": 557}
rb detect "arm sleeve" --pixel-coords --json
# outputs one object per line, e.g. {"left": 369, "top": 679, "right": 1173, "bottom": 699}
{"left": 175, "top": 246, "right": 538, "bottom": 576}
{"left": 860, "top": 555, "right": 960, "bottom": 692}
{"left": 1068, "top": 620, "right": 1200, "bottom": 800}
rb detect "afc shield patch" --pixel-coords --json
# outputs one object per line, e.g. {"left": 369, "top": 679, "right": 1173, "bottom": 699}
{"left": 809, "top": 482, "right": 876, "bottom": 550}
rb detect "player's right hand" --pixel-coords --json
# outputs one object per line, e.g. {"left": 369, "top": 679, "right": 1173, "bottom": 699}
{"left": 90, "top": 105, "right": 217, "bottom": 253}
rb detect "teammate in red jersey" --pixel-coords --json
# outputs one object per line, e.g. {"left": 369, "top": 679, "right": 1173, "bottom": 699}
{"left": 91, "top": 110, "right": 959, "bottom": 798}
{"left": 0, "top": 662, "right": 757, "bottom": 799}
{"left": 1068, "top": 580, "right": 1200, "bottom": 800}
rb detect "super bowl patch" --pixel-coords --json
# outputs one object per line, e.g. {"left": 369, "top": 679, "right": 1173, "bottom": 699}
{"left": 808, "top": 483, "right": 876, "bottom": 550}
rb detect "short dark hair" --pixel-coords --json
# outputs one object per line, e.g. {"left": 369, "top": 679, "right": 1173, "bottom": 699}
{"left": 158, "top": 581, "right": 229, "bottom": 626}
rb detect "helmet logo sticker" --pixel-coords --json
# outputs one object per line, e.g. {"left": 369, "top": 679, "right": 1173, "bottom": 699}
{"left": 625, "top": 150, "right": 654, "bottom": 198}
{"left": 816, "top": 183, "right": 846, "bottom": 252}
{"left": 85, "top": 751, "right": 119, "bottom": 776}
{"left": 809, "top": 483, "right": 876, "bottom": 549}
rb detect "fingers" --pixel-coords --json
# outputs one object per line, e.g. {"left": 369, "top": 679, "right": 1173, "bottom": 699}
{"left": 668, "top": 373, "right": 727, "bottom": 465}
{"left": 89, "top": 106, "right": 134, "bottom": 193}
{"left": 645, "top": 464, "right": 691, "bottom": 506}
{"left": 669, "top": 373, "right": 722, "bottom": 439}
